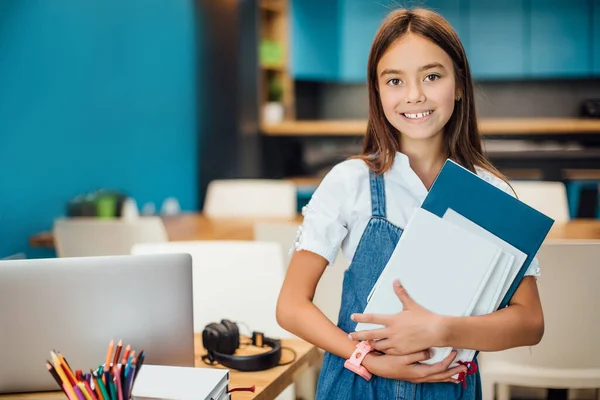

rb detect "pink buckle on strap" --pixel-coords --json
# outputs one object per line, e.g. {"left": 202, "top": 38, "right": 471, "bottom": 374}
{"left": 457, "top": 361, "right": 478, "bottom": 388}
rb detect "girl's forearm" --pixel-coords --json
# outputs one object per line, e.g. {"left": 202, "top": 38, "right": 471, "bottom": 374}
{"left": 277, "top": 299, "right": 359, "bottom": 360}
{"left": 440, "top": 304, "right": 544, "bottom": 351}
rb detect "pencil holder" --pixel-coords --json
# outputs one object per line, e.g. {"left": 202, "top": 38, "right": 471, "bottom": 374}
{"left": 46, "top": 339, "right": 146, "bottom": 400}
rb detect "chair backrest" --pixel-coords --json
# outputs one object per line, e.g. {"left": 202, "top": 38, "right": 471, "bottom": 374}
{"left": 53, "top": 217, "right": 168, "bottom": 257}
{"left": 1, "top": 253, "right": 26, "bottom": 260}
{"left": 480, "top": 241, "right": 600, "bottom": 370}
{"left": 508, "top": 181, "right": 570, "bottom": 222}
{"left": 254, "top": 222, "right": 347, "bottom": 324}
{"left": 203, "top": 179, "right": 297, "bottom": 218}
{"left": 131, "top": 240, "right": 290, "bottom": 338}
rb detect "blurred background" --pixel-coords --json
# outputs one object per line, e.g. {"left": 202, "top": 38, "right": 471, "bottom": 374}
{"left": 1, "top": 2, "right": 600, "bottom": 400}
{"left": 1, "top": 0, "right": 599, "bottom": 258}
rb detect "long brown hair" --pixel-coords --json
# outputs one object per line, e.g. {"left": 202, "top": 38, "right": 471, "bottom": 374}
{"left": 358, "top": 7, "right": 504, "bottom": 181}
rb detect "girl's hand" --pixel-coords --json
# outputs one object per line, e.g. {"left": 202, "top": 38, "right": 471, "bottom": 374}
{"left": 363, "top": 350, "right": 467, "bottom": 383}
{"left": 348, "top": 280, "right": 448, "bottom": 356}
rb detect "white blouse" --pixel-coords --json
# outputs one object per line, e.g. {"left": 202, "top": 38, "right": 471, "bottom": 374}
{"left": 294, "top": 152, "right": 540, "bottom": 277}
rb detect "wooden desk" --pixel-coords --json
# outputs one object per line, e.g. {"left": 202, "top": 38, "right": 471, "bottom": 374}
{"left": 29, "top": 214, "right": 304, "bottom": 249}
{"left": 546, "top": 220, "right": 600, "bottom": 241}
{"left": 0, "top": 335, "right": 320, "bottom": 400}
{"left": 29, "top": 214, "right": 600, "bottom": 249}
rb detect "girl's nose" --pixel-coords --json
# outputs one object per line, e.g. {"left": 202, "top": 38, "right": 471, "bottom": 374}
{"left": 404, "top": 83, "right": 426, "bottom": 104}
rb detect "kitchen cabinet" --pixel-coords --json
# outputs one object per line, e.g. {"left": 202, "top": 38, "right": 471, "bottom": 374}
{"left": 530, "top": 0, "right": 593, "bottom": 77}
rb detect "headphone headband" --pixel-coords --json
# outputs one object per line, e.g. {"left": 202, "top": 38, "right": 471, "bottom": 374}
{"left": 202, "top": 319, "right": 282, "bottom": 372}
{"left": 210, "top": 337, "right": 281, "bottom": 372}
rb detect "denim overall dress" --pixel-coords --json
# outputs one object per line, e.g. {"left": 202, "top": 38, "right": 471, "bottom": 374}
{"left": 315, "top": 170, "right": 480, "bottom": 400}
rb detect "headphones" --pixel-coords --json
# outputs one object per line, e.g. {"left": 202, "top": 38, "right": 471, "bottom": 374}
{"left": 202, "top": 319, "right": 283, "bottom": 372}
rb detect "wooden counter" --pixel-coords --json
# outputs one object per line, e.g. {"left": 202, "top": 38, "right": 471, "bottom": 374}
{"left": 261, "top": 118, "right": 600, "bottom": 136}
{"left": 29, "top": 214, "right": 600, "bottom": 249}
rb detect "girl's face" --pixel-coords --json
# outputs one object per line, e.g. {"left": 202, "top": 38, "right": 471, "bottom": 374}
{"left": 377, "top": 33, "right": 458, "bottom": 145}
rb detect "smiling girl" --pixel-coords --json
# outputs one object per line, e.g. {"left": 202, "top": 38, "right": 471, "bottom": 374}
{"left": 276, "top": 8, "right": 544, "bottom": 400}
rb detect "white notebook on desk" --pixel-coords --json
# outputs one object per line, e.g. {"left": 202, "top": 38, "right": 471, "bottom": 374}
{"left": 132, "top": 365, "right": 229, "bottom": 400}
{"left": 356, "top": 208, "right": 510, "bottom": 365}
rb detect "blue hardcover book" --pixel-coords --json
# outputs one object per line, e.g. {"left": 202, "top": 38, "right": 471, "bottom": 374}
{"left": 421, "top": 160, "right": 555, "bottom": 309}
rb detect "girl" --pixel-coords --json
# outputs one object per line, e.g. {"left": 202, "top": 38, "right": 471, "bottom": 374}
{"left": 276, "top": 7, "right": 544, "bottom": 400}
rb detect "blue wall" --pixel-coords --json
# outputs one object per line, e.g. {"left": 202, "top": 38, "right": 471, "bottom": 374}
{"left": 0, "top": 0, "right": 198, "bottom": 258}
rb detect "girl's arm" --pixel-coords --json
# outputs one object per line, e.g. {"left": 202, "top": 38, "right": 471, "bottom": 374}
{"left": 277, "top": 250, "right": 468, "bottom": 382}
{"left": 441, "top": 276, "right": 544, "bottom": 351}
{"left": 350, "top": 277, "right": 544, "bottom": 354}
{"left": 276, "top": 250, "right": 363, "bottom": 360}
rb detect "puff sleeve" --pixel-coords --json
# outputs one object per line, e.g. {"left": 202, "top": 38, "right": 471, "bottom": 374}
{"left": 292, "top": 165, "right": 351, "bottom": 265}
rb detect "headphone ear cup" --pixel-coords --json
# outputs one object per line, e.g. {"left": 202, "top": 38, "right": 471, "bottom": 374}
{"left": 220, "top": 319, "right": 240, "bottom": 350}
{"left": 212, "top": 323, "right": 236, "bottom": 355}
{"left": 202, "top": 323, "right": 221, "bottom": 355}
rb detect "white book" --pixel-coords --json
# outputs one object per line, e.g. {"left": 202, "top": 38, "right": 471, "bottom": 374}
{"left": 356, "top": 208, "right": 503, "bottom": 365}
{"left": 441, "top": 208, "right": 527, "bottom": 366}
{"left": 132, "top": 365, "right": 229, "bottom": 400}
{"left": 443, "top": 208, "right": 527, "bottom": 314}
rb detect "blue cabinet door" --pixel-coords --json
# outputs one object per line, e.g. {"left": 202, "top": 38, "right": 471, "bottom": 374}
{"left": 421, "top": 0, "right": 465, "bottom": 45}
{"left": 338, "top": 0, "right": 392, "bottom": 82}
{"left": 530, "top": 0, "right": 592, "bottom": 77}
{"left": 290, "top": 0, "right": 339, "bottom": 81}
{"left": 338, "top": 0, "right": 463, "bottom": 83}
{"left": 467, "top": 0, "right": 527, "bottom": 79}
{"left": 593, "top": 0, "right": 600, "bottom": 76}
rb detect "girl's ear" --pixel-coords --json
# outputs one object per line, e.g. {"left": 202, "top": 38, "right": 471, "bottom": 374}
{"left": 455, "top": 85, "right": 463, "bottom": 101}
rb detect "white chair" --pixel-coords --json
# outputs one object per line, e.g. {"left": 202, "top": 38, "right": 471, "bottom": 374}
{"left": 254, "top": 222, "right": 349, "bottom": 400}
{"left": 203, "top": 179, "right": 297, "bottom": 218}
{"left": 508, "top": 181, "right": 570, "bottom": 222}
{"left": 479, "top": 241, "right": 600, "bottom": 400}
{"left": 131, "top": 240, "right": 296, "bottom": 400}
{"left": 253, "top": 221, "right": 348, "bottom": 324}
{"left": 53, "top": 217, "right": 168, "bottom": 257}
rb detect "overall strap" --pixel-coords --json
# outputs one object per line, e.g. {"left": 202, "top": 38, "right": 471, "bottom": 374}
{"left": 368, "top": 169, "right": 387, "bottom": 218}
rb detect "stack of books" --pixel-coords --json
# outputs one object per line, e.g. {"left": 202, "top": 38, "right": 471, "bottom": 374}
{"left": 131, "top": 365, "right": 230, "bottom": 400}
{"left": 356, "top": 160, "right": 555, "bottom": 366}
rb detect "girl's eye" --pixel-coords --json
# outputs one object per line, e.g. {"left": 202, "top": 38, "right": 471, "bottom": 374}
{"left": 387, "top": 78, "right": 401, "bottom": 86}
{"left": 424, "top": 74, "right": 440, "bottom": 82}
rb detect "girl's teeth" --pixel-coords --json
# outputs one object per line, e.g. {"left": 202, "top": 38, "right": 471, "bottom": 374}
{"left": 404, "top": 111, "right": 431, "bottom": 119}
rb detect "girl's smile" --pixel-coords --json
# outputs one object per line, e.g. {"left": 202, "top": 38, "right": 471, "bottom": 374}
{"left": 377, "top": 33, "right": 458, "bottom": 143}
{"left": 400, "top": 109, "right": 434, "bottom": 122}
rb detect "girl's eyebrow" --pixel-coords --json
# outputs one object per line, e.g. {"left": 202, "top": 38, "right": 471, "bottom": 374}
{"left": 379, "top": 62, "right": 446, "bottom": 77}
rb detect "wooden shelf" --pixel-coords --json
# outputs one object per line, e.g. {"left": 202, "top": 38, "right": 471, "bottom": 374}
{"left": 261, "top": 118, "right": 600, "bottom": 136}
{"left": 260, "top": 1, "right": 285, "bottom": 13}
{"left": 261, "top": 63, "right": 286, "bottom": 72}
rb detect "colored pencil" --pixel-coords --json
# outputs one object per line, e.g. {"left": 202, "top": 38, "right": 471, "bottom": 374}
{"left": 133, "top": 352, "right": 145, "bottom": 381}
{"left": 51, "top": 351, "right": 76, "bottom": 386}
{"left": 94, "top": 371, "right": 110, "bottom": 400}
{"left": 91, "top": 372, "right": 104, "bottom": 400}
{"left": 123, "top": 364, "right": 135, "bottom": 400}
{"left": 104, "top": 339, "right": 114, "bottom": 369}
{"left": 45, "top": 361, "right": 63, "bottom": 390}
{"left": 52, "top": 361, "right": 78, "bottom": 400}
{"left": 72, "top": 383, "right": 86, "bottom": 400}
{"left": 62, "top": 383, "right": 77, "bottom": 400}
{"left": 77, "top": 382, "right": 93, "bottom": 400}
{"left": 113, "top": 367, "right": 123, "bottom": 400}
{"left": 107, "top": 371, "right": 118, "bottom": 400}
{"left": 82, "top": 380, "right": 98, "bottom": 400}
{"left": 120, "top": 345, "right": 131, "bottom": 366}
{"left": 112, "top": 340, "right": 122, "bottom": 368}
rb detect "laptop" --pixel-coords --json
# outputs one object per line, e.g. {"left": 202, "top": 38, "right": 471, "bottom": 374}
{"left": 0, "top": 253, "right": 195, "bottom": 394}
